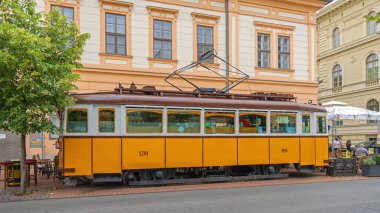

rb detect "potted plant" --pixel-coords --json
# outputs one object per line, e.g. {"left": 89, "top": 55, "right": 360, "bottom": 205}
{"left": 362, "top": 155, "right": 380, "bottom": 177}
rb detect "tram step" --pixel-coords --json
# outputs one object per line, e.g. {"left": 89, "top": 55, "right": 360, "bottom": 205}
{"left": 298, "top": 169, "right": 315, "bottom": 173}
{"left": 93, "top": 174, "right": 122, "bottom": 183}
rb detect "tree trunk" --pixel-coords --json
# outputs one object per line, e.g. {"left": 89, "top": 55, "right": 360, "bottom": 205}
{"left": 20, "top": 134, "right": 27, "bottom": 195}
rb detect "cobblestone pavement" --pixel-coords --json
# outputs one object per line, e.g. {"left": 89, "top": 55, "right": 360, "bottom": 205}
{"left": 0, "top": 171, "right": 377, "bottom": 202}
{"left": 0, "top": 171, "right": 55, "bottom": 202}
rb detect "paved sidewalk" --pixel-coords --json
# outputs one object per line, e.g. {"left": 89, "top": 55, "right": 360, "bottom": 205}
{"left": 48, "top": 173, "right": 374, "bottom": 199}
{"left": 0, "top": 171, "right": 55, "bottom": 202}
{"left": 1, "top": 171, "right": 377, "bottom": 202}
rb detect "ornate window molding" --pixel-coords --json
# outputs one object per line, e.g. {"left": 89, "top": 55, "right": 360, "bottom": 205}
{"left": 332, "top": 64, "right": 343, "bottom": 89}
{"left": 332, "top": 27, "right": 341, "bottom": 49}
{"left": 191, "top": 12, "right": 219, "bottom": 65}
{"left": 254, "top": 21, "right": 294, "bottom": 74}
{"left": 45, "top": 0, "right": 80, "bottom": 27}
{"left": 147, "top": 6, "right": 178, "bottom": 69}
{"left": 367, "top": 11, "right": 377, "bottom": 36}
{"left": 99, "top": 0, "right": 133, "bottom": 67}
{"left": 367, "top": 99, "right": 379, "bottom": 124}
{"left": 366, "top": 53, "right": 379, "bottom": 82}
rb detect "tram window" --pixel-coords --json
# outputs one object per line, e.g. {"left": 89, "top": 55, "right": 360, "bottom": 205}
{"left": 270, "top": 114, "right": 296, "bottom": 134}
{"left": 67, "top": 109, "right": 88, "bottom": 133}
{"left": 239, "top": 113, "right": 266, "bottom": 134}
{"left": 317, "top": 116, "right": 327, "bottom": 134}
{"left": 126, "top": 110, "right": 163, "bottom": 133}
{"left": 99, "top": 109, "right": 115, "bottom": 133}
{"left": 302, "top": 114, "right": 311, "bottom": 134}
{"left": 205, "top": 111, "right": 235, "bottom": 134}
{"left": 167, "top": 110, "right": 200, "bottom": 134}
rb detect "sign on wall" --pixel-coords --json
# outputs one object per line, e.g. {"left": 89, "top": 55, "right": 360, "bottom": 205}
{"left": 30, "top": 132, "right": 43, "bottom": 148}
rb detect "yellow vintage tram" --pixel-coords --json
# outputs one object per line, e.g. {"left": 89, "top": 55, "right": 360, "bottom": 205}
{"left": 58, "top": 86, "right": 328, "bottom": 184}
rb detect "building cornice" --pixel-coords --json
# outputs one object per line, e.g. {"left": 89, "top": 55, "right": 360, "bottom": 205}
{"left": 317, "top": 0, "right": 362, "bottom": 22}
{"left": 240, "top": 0, "right": 326, "bottom": 10}
{"left": 317, "top": 33, "right": 380, "bottom": 60}
{"left": 254, "top": 21, "right": 296, "bottom": 31}
{"left": 318, "top": 82, "right": 380, "bottom": 99}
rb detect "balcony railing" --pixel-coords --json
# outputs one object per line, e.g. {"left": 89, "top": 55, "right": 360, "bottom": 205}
{"left": 366, "top": 79, "right": 379, "bottom": 86}
{"left": 332, "top": 86, "right": 342, "bottom": 93}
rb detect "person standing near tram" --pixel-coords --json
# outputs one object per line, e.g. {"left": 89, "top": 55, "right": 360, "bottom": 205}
{"left": 332, "top": 137, "right": 342, "bottom": 153}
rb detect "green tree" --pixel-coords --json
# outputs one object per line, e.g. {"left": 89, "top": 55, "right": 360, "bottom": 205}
{"left": 0, "top": 0, "right": 90, "bottom": 194}
{"left": 366, "top": 12, "right": 380, "bottom": 23}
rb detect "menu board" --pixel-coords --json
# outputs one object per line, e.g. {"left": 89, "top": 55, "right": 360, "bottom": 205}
{"left": 277, "top": 116, "right": 289, "bottom": 124}
{"left": 30, "top": 132, "right": 43, "bottom": 148}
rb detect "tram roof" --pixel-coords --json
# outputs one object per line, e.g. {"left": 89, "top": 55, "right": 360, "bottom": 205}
{"left": 72, "top": 88, "right": 326, "bottom": 113}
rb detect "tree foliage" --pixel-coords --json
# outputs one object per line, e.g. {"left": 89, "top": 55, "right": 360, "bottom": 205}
{"left": 0, "top": 0, "right": 90, "bottom": 135}
{"left": 366, "top": 12, "right": 380, "bottom": 23}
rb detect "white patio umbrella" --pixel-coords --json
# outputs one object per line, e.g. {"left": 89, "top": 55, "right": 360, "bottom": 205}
{"left": 322, "top": 101, "right": 348, "bottom": 107}
{"left": 325, "top": 106, "right": 380, "bottom": 120}
{"left": 323, "top": 101, "right": 380, "bottom": 150}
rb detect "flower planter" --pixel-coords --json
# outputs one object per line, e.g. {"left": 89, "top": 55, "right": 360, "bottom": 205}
{"left": 362, "top": 165, "right": 380, "bottom": 177}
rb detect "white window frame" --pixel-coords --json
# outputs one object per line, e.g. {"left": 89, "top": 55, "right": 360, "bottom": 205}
{"left": 332, "top": 27, "right": 341, "bottom": 49}
{"left": 268, "top": 110, "right": 299, "bottom": 136}
{"left": 314, "top": 113, "right": 328, "bottom": 135}
{"left": 237, "top": 109, "right": 269, "bottom": 136}
{"left": 125, "top": 105, "right": 165, "bottom": 136}
{"left": 63, "top": 105, "right": 94, "bottom": 136}
{"left": 94, "top": 105, "right": 120, "bottom": 136}
{"left": 166, "top": 107, "right": 202, "bottom": 136}
{"left": 203, "top": 108, "right": 237, "bottom": 137}
{"left": 367, "top": 11, "right": 377, "bottom": 36}
{"left": 258, "top": 33, "right": 271, "bottom": 68}
{"left": 278, "top": 36, "right": 290, "bottom": 70}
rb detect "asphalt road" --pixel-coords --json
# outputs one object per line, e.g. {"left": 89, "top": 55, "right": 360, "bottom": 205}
{"left": 1, "top": 179, "right": 380, "bottom": 213}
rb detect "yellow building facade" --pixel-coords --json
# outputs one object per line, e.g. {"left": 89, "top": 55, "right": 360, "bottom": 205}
{"left": 317, "top": 0, "right": 380, "bottom": 143}
{"left": 28, "top": 0, "right": 325, "bottom": 159}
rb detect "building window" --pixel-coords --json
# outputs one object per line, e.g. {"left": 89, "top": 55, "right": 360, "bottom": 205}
{"left": 332, "top": 27, "right": 340, "bottom": 49}
{"left": 333, "top": 120, "right": 343, "bottom": 126}
{"left": 278, "top": 36, "right": 290, "bottom": 70}
{"left": 332, "top": 64, "right": 343, "bottom": 87}
{"left": 367, "top": 54, "right": 379, "bottom": 81}
{"left": 258, "top": 34, "right": 270, "bottom": 68}
{"left": 367, "top": 11, "right": 377, "bottom": 35}
{"left": 106, "top": 13, "right": 126, "bottom": 55}
{"left": 367, "top": 99, "right": 379, "bottom": 124}
{"left": 51, "top": 5, "right": 74, "bottom": 23}
{"left": 153, "top": 20, "right": 172, "bottom": 60}
{"left": 197, "top": 25, "right": 214, "bottom": 64}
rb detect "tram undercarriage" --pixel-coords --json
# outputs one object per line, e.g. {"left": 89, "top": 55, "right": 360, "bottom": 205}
{"left": 90, "top": 165, "right": 290, "bottom": 186}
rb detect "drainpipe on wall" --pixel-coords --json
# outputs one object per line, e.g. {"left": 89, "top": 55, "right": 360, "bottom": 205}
{"left": 225, "top": 0, "right": 229, "bottom": 92}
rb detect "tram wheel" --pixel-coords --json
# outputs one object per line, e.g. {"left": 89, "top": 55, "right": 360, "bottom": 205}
{"left": 122, "top": 171, "right": 130, "bottom": 186}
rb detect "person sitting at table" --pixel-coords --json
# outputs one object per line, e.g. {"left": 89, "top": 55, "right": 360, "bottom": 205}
{"left": 351, "top": 145, "right": 356, "bottom": 157}
{"left": 355, "top": 144, "right": 369, "bottom": 157}
{"left": 346, "top": 140, "right": 352, "bottom": 152}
